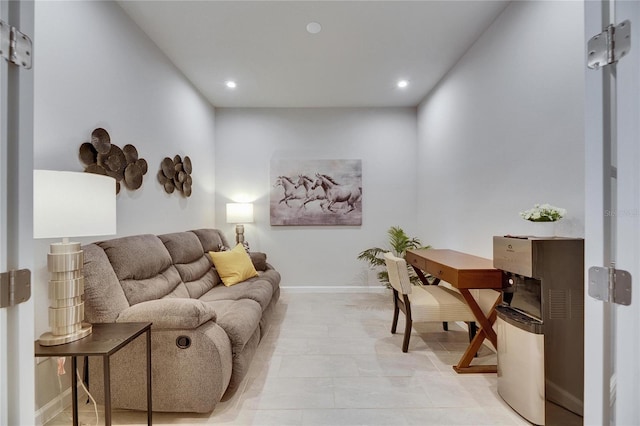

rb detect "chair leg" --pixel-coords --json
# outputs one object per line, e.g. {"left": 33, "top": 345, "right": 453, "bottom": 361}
{"left": 391, "top": 304, "right": 399, "bottom": 334}
{"left": 442, "top": 322, "right": 448, "bottom": 331}
{"left": 468, "top": 322, "right": 477, "bottom": 342}
{"left": 402, "top": 318, "right": 412, "bottom": 353}
{"left": 468, "top": 321, "right": 478, "bottom": 357}
{"left": 391, "top": 290, "right": 400, "bottom": 334}
{"left": 401, "top": 293, "right": 412, "bottom": 353}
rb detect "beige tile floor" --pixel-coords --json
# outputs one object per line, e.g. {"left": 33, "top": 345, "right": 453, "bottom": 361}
{"left": 46, "top": 291, "right": 529, "bottom": 426}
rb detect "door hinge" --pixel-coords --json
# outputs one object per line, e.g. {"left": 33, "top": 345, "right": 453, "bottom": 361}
{"left": 0, "top": 269, "right": 31, "bottom": 308}
{"left": 0, "top": 19, "right": 32, "bottom": 69}
{"left": 587, "top": 20, "right": 631, "bottom": 70}
{"left": 588, "top": 265, "right": 632, "bottom": 305}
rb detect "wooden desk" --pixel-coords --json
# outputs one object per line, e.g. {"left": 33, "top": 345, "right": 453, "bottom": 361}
{"left": 35, "top": 322, "right": 152, "bottom": 426}
{"left": 405, "top": 249, "right": 502, "bottom": 374}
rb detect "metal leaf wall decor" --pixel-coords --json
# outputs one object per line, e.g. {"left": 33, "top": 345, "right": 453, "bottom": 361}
{"left": 79, "top": 128, "right": 148, "bottom": 194}
{"left": 158, "top": 155, "right": 193, "bottom": 197}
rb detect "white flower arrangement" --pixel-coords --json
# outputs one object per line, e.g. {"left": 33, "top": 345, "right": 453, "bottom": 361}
{"left": 520, "top": 203, "right": 566, "bottom": 222}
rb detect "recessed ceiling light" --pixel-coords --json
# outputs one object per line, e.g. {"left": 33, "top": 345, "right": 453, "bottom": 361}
{"left": 225, "top": 80, "right": 237, "bottom": 89}
{"left": 397, "top": 80, "right": 409, "bottom": 89}
{"left": 306, "top": 22, "right": 322, "bottom": 34}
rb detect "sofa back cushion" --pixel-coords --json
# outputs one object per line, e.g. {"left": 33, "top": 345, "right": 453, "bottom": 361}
{"left": 82, "top": 243, "right": 130, "bottom": 323}
{"left": 191, "top": 228, "right": 229, "bottom": 253}
{"left": 97, "top": 234, "right": 188, "bottom": 305}
{"left": 159, "top": 231, "right": 219, "bottom": 299}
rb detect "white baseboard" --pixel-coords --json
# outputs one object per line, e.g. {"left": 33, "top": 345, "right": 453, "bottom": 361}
{"left": 280, "top": 285, "right": 387, "bottom": 293}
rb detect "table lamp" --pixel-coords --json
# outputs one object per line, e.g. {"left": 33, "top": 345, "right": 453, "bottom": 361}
{"left": 34, "top": 170, "right": 116, "bottom": 346}
{"left": 226, "top": 202, "right": 254, "bottom": 249}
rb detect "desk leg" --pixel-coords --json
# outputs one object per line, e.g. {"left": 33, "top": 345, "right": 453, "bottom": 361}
{"left": 411, "top": 266, "right": 440, "bottom": 286}
{"left": 103, "top": 355, "right": 111, "bottom": 426}
{"left": 411, "top": 266, "right": 429, "bottom": 285}
{"left": 459, "top": 290, "right": 498, "bottom": 348}
{"left": 146, "top": 328, "right": 152, "bottom": 426}
{"left": 71, "top": 356, "right": 79, "bottom": 426}
{"left": 453, "top": 291, "right": 501, "bottom": 374}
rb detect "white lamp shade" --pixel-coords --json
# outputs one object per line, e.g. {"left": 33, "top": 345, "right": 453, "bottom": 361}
{"left": 226, "top": 203, "right": 254, "bottom": 224}
{"left": 34, "top": 170, "right": 117, "bottom": 239}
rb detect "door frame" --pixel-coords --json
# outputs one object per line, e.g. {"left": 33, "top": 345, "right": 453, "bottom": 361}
{"left": 609, "top": 1, "right": 640, "bottom": 424}
{"left": 584, "top": 1, "right": 640, "bottom": 424}
{"left": 0, "top": 0, "right": 35, "bottom": 424}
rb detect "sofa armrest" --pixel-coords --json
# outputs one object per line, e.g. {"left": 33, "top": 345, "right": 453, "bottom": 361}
{"left": 116, "top": 298, "right": 217, "bottom": 329}
{"left": 249, "top": 252, "right": 267, "bottom": 271}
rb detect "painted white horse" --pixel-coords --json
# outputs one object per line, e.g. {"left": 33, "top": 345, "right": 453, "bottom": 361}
{"left": 295, "top": 175, "right": 326, "bottom": 209}
{"left": 274, "top": 176, "right": 305, "bottom": 206}
{"left": 310, "top": 173, "right": 361, "bottom": 213}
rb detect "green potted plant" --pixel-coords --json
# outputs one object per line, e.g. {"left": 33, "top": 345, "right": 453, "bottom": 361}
{"left": 357, "top": 226, "right": 430, "bottom": 288}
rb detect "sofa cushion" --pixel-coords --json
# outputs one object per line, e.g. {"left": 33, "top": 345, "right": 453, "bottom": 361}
{"left": 159, "top": 231, "right": 204, "bottom": 264}
{"left": 209, "top": 244, "right": 258, "bottom": 286}
{"left": 256, "top": 269, "right": 281, "bottom": 295}
{"left": 205, "top": 299, "right": 262, "bottom": 354}
{"left": 120, "top": 265, "right": 185, "bottom": 305}
{"left": 98, "top": 234, "right": 187, "bottom": 305}
{"left": 116, "top": 299, "right": 217, "bottom": 329}
{"left": 159, "top": 232, "right": 220, "bottom": 298}
{"left": 199, "top": 277, "right": 274, "bottom": 311}
{"left": 178, "top": 263, "right": 219, "bottom": 298}
{"left": 191, "top": 228, "right": 230, "bottom": 253}
{"left": 98, "top": 234, "right": 172, "bottom": 280}
{"left": 82, "top": 243, "right": 130, "bottom": 323}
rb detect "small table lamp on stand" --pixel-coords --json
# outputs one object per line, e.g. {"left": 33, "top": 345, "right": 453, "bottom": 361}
{"left": 226, "top": 202, "right": 254, "bottom": 250}
{"left": 34, "top": 170, "right": 116, "bottom": 346}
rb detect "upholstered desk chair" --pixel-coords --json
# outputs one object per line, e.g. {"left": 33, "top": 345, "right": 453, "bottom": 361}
{"left": 384, "top": 252, "right": 477, "bottom": 353}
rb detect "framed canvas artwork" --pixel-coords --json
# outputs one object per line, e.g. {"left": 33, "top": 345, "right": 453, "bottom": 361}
{"left": 270, "top": 158, "right": 362, "bottom": 226}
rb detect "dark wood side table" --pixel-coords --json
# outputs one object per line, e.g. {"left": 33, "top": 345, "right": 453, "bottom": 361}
{"left": 35, "top": 322, "right": 152, "bottom": 426}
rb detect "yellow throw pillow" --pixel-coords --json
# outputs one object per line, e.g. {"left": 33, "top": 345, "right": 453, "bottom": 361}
{"left": 209, "top": 243, "right": 258, "bottom": 287}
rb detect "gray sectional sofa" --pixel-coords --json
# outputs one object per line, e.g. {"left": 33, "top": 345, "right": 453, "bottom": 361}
{"left": 81, "top": 228, "right": 280, "bottom": 413}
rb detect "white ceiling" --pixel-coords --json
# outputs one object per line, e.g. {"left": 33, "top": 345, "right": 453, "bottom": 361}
{"left": 118, "top": 1, "right": 509, "bottom": 108}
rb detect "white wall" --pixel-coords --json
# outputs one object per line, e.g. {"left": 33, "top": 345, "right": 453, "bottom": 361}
{"left": 214, "top": 108, "right": 418, "bottom": 287}
{"left": 33, "top": 1, "right": 216, "bottom": 418}
{"left": 417, "top": 1, "right": 585, "bottom": 258}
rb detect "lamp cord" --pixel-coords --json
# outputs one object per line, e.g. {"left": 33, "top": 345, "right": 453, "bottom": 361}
{"left": 76, "top": 367, "right": 99, "bottom": 426}
{"left": 54, "top": 357, "right": 99, "bottom": 426}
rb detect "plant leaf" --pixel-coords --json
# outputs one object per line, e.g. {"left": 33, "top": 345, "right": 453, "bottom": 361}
{"left": 358, "top": 226, "right": 431, "bottom": 287}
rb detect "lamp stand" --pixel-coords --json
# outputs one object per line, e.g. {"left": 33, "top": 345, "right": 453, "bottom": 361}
{"left": 235, "top": 224, "right": 250, "bottom": 250}
{"left": 235, "top": 224, "right": 245, "bottom": 245}
{"left": 38, "top": 241, "right": 92, "bottom": 346}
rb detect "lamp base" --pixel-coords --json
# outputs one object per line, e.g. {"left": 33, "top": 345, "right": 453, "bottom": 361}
{"left": 38, "top": 322, "right": 92, "bottom": 346}
{"left": 235, "top": 224, "right": 245, "bottom": 244}
{"left": 39, "top": 241, "right": 92, "bottom": 346}
{"left": 235, "top": 224, "right": 251, "bottom": 250}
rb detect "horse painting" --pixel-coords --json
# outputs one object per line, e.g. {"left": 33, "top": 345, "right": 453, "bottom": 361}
{"left": 270, "top": 158, "right": 362, "bottom": 226}
{"left": 310, "top": 173, "right": 362, "bottom": 213}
